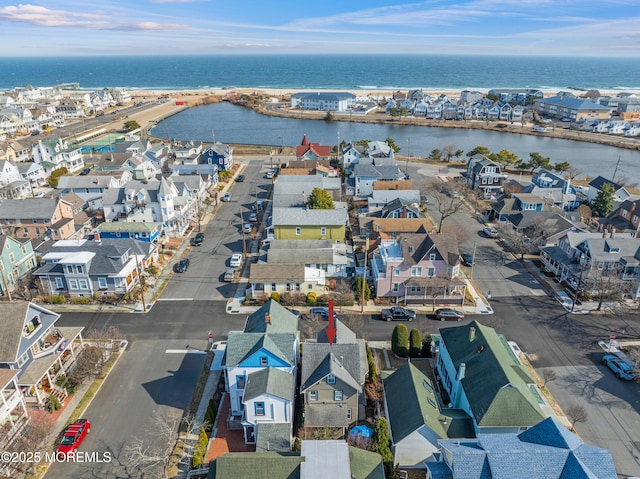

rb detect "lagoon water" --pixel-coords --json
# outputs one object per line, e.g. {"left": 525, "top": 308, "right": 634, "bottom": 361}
{"left": 153, "top": 102, "right": 640, "bottom": 181}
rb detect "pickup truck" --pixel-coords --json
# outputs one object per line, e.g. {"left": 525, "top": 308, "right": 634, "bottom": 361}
{"left": 381, "top": 307, "right": 416, "bottom": 322}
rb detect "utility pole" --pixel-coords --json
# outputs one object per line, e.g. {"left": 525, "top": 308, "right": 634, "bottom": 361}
{"left": 361, "top": 238, "right": 369, "bottom": 313}
{"left": 240, "top": 206, "right": 247, "bottom": 257}
{"left": 611, "top": 156, "right": 621, "bottom": 182}
{"left": 571, "top": 256, "right": 588, "bottom": 313}
{"left": 469, "top": 239, "right": 478, "bottom": 279}
{"left": 135, "top": 256, "right": 146, "bottom": 312}
{"left": 0, "top": 262, "right": 12, "bottom": 301}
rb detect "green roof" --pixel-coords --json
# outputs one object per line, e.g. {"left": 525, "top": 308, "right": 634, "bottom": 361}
{"left": 244, "top": 367, "right": 294, "bottom": 402}
{"left": 348, "top": 446, "right": 385, "bottom": 479}
{"left": 208, "top": 452, "right": 302, "bottom": 479}
{"left": 244, "top": 300, "right": 299, "bottom": 334}
{"left": 439, "top": 321, "right": 545, "bottom": 428}
{"left": 383, "top": 362, "right": 474, "bottom": 443}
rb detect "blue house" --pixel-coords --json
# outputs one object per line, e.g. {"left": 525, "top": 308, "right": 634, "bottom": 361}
{"left": 202, "top": 141, "right": 233, "bottom": 171}
{"left": 525, "top": 169, "right": 582, "bottom": 210}
{"left": 96, "top": 221, "right": 162, "bottom": 243}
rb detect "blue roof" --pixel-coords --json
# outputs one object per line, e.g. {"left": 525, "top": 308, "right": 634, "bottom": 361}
{"left": 537, "top": 95, "right": 610, "bottom": 111}
{"left": 292, "top": 92, "right": 356, "bottom": 101}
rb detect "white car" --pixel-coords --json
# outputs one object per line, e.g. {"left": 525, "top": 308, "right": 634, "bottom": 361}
{"left": 482, "top": 225, "right": 499, "bottom": 238}
{"left": 230, "top": 253, "right": 244, "bottom": 268}
{"left": 261, "top": 237, "right": 272, "bottom": 249}
{"left": 243, "top": 223, "right": 252, "bottom": 234}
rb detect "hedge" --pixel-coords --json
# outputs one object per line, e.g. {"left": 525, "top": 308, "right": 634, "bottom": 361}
{"left": 391, "top": 324, "right": 409, "bottom": 357}
{"left": 409, "top": 328, "right": 422, "bottom": 357}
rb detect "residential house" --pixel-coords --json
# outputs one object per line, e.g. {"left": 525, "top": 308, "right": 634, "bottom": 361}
{"left": 291, "top": 92, "right": 356, "bottom": 112}
{"left": 271, "top": 207, "right": 347, "bottom": 243}
{"left": 173, "top": 140, "right": 203, "bottom": 165}
{"left": 202, "top": 440, "right": 384, "bottom": 479}
{"left": 16, "top": 162, "right": 46, "bottom": 188}
{"left": 56, "top": 174, "right": 126, "bottom": 204}
{"left": 0, "top": 301, "right": 84, "bottom": 409}
{"left": 102, "top": 177, "right": 201, "bottom": 237}
{"left": 296, "top": 135, "right": 332, "bottom": 161}
{"left": 436, "top": 321, "right": 548, "bottom": 434}
{"left": 0, "top": 160, "right": 21, "bottom": 187}
{"left": 55, "top": 99, "right": 86, "bottom": 120}
{"left": 353, "top": 163, "right": 406, "bottom": 196}
{"left": 32, "top": 137, "right": 84, "bottom": 174}
{"left": 465, "top": 155, "right": 507, "bottom": 198}
{"left": 460, "top": 90, "right": 484, "bottom": 103}
{"left": 586, "top": 176, "right": 631, "bottom": 204}
{"left": 0, "top": 369, "right": 30, "bottom": 449}
{"left": 378, "top": 198, "right": 424, "bottom": 219}
{"left": 340, "top": 142, "right": 366, "bottom": 168}
{"left": 425, "top": 417, "right": 617, "bottom": 479}
{"left": 371, "top": 233, "right": 466, "bottom": 304}
{"left": 0, "top": 197, "right": 75, "bottom": 240}
{"left": 527, "top": 169, "right": 582, "bottom": 210}
{"left": 96, "top": 222, "right": 162, "bottom": 243}
{"left": 600, "top": 198, "right": 640, "bottom": 235}
{"left": 367, "top": 189, "right": 421, "bottom": 213}
{"left": 223, "top": 300, "right": 299, "bottom": 447}
{"left": 273, "top": 176, "right": 341, "bottom": 207}
{"left": 264, "top": 239, "right": 354, "bottom": 278}
{"left": 361, "top": 217, "right": 434, "bottom": 250}
{"left": 300, "top": 318, "right": 367, "bottom": 430}
{"left": 241, "top": 367, "right": 295, "bottom": 450}
{"left": 33, "top": 238, "right": 158, "bottom": 297}
{"left": 383, "top": 362, "right": 475, "bottom": 467}
{"left": 248, "top": 263, "right": 326, "bottom": 299}
{"left": 535, "top": 95, "right": 611, "bottom": 121}
{"left": 0, "top": 159, "right": 31, "bottom": 199}
{"left": 202, "top": 141, "right": 233, "bottom": 171}
{"left": 0, "top": 236, "right": 36, "bottom": 297}
{"left": 0, "top": 141, "right": 31, "bottom": 163}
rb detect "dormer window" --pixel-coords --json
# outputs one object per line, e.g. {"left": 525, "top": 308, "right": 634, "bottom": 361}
{"left": 24, "top": 314, "right": 42, "bottom": 336}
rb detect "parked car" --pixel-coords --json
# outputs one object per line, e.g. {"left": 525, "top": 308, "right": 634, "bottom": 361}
{"left": 460, "top": 252, "right": 474, "bottom": 266}
{"left": 230, "top": 253, "right": 244, "bottom": 268}
{"left": 482, "top": 225, "right": 499, "bottom": 238}
{"left": 222, "top": 192, "right": 232, "bottom": 202}
{"left": 310, "top": 307, "right": 337, "bottom": 320}
{"left": 260, "top": 237, "right": 272, "bottom": 248}
{"left": 236, "top": 174, "right": 245, "bottom": 182}
{"left": 191, "top": 233, "right": 205, "bottom": 246}
{"left": 223, "top": 269, "right": 237, "bottom": 282}
{"left": 79, "top": 167, "right": 92, "bottom": 175}
{"left": 602, "top": 355, "right": 635, "bottom": 380}
{"left": 249, "top": 212, "right": 258, "bottom": 222}
{"left": 265, "top": 170, "right": 274, "bottom": 179}
{"left": 174, "top": 258, "right": 190, "bottom": 273}
{"left": 33, "top": 191, "right": 45, "bottom": 198}
{"left": 57, "top": 419, "right": 91, "bottom": 455}
{"left": 243, "top": 223, "right": 253, "bottom": 234}
{"left": 252, "top": 200, "right": 264, "bottom": 211}
{"left": 381, "top": 307, "right": 416, "bottom": 322}
{"left": 434, "top": 308, "right": 464, "bottom": 321}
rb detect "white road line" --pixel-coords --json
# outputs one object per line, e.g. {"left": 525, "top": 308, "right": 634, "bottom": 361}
{"left": 156, "top": 298, "right": 194, "bottom": 301}
{"left": 165, "top": 349, "right": 208, "bottom": 354}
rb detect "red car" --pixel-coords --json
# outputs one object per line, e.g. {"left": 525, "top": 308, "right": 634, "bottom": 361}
{"left": 57, "top": 419, "right": 90, "bottom": 455}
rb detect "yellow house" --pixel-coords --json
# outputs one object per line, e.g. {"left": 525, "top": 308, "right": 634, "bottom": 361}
{"left": 272, "top": 207, "right": 347, "bottom": 243}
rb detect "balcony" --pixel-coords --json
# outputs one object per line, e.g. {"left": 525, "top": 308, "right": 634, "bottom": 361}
{"left": 31, "top": 329, "right": 65, "bottom": 360}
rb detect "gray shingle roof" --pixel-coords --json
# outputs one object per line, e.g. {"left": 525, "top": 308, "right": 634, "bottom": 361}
{"left": 272, "top": 207, "right": 347, "bottom": 226}
{"left": 244, "top": 367, "right": 294, "bottom": 402}
{"left": 244, "top": 299, "right": 299, "bottom": 334}
{"left": 0, "top": 198, "right": 59, "bottom": 219}
{"left": 250, "top": 263, "right": 307, "bottom": 282}
{"left": 255, "top": 423, "right": 292, "bottom": 453}
{"left": 0, "top": 302, "right": 60, "bottom": 363}
{"left": 305, "top": 402, "right": 349, "bottom": 427}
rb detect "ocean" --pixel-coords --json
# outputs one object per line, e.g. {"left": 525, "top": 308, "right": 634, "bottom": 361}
{"left": 2, "top": 54, "right": 640, "bottom": 92}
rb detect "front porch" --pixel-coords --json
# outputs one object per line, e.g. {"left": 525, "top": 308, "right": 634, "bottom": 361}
{"left": 393, "top": 277, "right": 467, "bottom": 306}
{"left": 20, "top": 327, "right": 84, "bottom": 408}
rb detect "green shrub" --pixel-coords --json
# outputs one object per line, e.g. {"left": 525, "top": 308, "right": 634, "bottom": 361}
{"left": 71, "top": 297, "right": 90, "bottom": 305}
{"left": 372, "top": 418, "right": 393, "bottom": 473}
{"left": 366, "top": 347, "right": 377, "bottom": 383}
{"left": 270, "top": 292, "right": 281, "bottom": 302}
{"left": 219, "top": 170, "right": 231, "bottom": 180}
{"left": 204, "top": 398, "right": 218, "bottom": 430}
{"left": 46, "top": 395, "right": 62, "bottom": 413}
{"left": 191, "top": 427, "right": 209, "bottom": 468}
{"left": 391, "top": 324, "right": 409, "bottom": 357}
{"left": 421, "top": 333, "right": 433, "bottom": 357}
{"left": 44, "top": 295, "right": 65, "bottom": 304}
{"left": 354, "top": 277, "right": 370, "bottom": 301}
{"left": 306, "top": 292, "right": 317, "bottom": 305}
{"left": 410, "top": 328, "right": 422, "bottom": 357}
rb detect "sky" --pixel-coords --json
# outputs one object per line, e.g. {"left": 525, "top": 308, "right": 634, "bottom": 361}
{"left": 0, "top": 0, "right": 639, "bottom": 57}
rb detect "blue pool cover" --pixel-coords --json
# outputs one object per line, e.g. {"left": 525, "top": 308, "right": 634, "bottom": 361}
{"left": 349, "top": 425, "right": 373, "bottom": 440}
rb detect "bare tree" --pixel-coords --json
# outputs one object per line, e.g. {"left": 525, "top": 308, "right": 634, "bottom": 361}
{"left": 564, "top": 166, "right": 582, "bottom": 181}
{"left": 583, "top": 267, "right": 633, "bottom": 311}
{"left": 123, "top": 409, "right": 200, "bottom": 479}
{"left": 3, "top": 415, "right": 54, "bottom": 477}
{"left": 566, "top": 404, "right": 588, "bottom": 431}
{"left": 442, "top": 143, "right": 457, "bottom": 162}
{"left": 498, "top": 220, "right": 547, "bottom": 259}
{"left": 428, "top": 185, "right": 467, "bottom": 232}
{"left": 577, "top": 204, "right": 592, "bottom": 225}
{"left": 542, "top": 369, "right": 557, "bottom": 387}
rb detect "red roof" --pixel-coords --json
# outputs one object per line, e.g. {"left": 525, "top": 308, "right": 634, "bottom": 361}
{"left": 296, "top": 135, "right": 331, "bottom": 159}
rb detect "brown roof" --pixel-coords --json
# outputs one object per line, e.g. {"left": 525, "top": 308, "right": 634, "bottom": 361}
{"left": 399, "top": 232, "right": 460, "bottom": 267}
{"left": 279, "top": 168, "right": 314, "bottom": 176}
{"left": 250, "top": 263, "right": 306, "bottom": 282}
{"left": 0, "top": 369, "right": 20, "bottom": 389}
{"left": 373, "top": 180, "right": 414, "bottom": 190}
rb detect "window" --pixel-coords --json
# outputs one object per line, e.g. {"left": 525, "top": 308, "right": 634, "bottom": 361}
{"left": 392, "top": 283, "right": 399, "bottom": 293}
{"left": 55, "top": 277, "right": 64, "bottom": 289}
{"left": 254, "top": 402, "right": 265, "bottom": 416}
{"left": 393, "top": 267, "right": 400, "bottom": 277}
{"left": 320, "top": 227, "right": 326, "bottom": 236}
{"left": 69, "top": 279, "right": 79, "bottom": 290}
{"left": 410, "top": 266, "right": 422, "bottom": 277}
{"left": 429, "top": 253, "right": 436, "bottom": 261}
{"left": 271, "top": 283, "right": 277, "bottom": 292}
{"left": 237, "top": 376, "right": 246, "bottom": 389}
{"left": 326, "top": 374, "right": 336, "bottom": 384}
{"left": 260, "top": 356, "right": 268, "bottom": 366}
{"left": 309, "top": 390, "right": 318, "bottom": 401}
{"left": 296, "top": 227, "right": 301, "bottom": 236}
{"left": 427, "top": 267, "right": 435, "bottom": 277}
{"left": 347, "top": 409, "right": 352, "bottom": 420}
{"left": 66, "top": 265, "right": 74, "bottom": 274}
{"left": 409, "top": 286, "right": 420, "bottom": 293}
{"left": 334, "top": 390, "right": 343, "bottom": 401}
{"left": 98, "top": 277, "right": 108, "bottom": 289}
{"left": 17, "top": 351, "right": 29, "bottom": 368}
{"left": 77, "top": 265, "right": 84, "bottom": 274}
{"left": 78, "top": 279, "right": 88, "bottom": 289}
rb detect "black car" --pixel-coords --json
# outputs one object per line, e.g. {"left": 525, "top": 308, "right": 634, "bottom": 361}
{"left": 79, "top": 167, "right": 92, "bottom": 176}
{"left": 460, "top": 252, "right": 474, "bottom": 266}
{"left": 237, "top": 174, "right": 245, "bottom": 182}
{"left": 191, "top": 233, "right": 205, "bottom": 246}
{"left": 174, "top": 258, "right": 190, "bottom": 273}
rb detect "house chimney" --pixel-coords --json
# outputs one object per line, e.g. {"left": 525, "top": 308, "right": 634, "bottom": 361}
{"left": 469, "top": 326, "right": 476, "bottom": 342}
{"left": 631, "top": 202, "right": 637, "bottom": 213}
{"left": 458, "top": 363, "right": 466, "bottom": 381}
{"left": 401, "top": 205, "right": 407, "bottom": 218}
{"left": 94, "top": 232, "right": 101, "bottom": 241}
{"left": 264, "top": 313, "right": 271, "bottom": 325}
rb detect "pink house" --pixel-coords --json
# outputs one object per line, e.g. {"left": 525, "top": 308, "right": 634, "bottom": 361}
{"left": 371, "top": 233, "right": 467, "bottom": 305}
